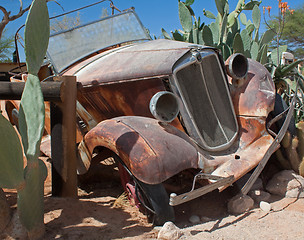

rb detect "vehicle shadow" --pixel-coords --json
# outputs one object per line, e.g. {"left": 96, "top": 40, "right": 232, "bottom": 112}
{"left": 43, "top": 189, "right": 154, "bottom": 239}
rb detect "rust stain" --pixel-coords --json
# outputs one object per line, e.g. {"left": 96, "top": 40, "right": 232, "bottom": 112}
{"left": 76, "top": 77, "right": 184, "bottom": 131}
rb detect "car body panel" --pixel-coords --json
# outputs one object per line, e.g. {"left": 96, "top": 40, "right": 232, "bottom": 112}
{"left": 229, "top": 59, "right": 275, "bottom": 117}
{"left": 76, "top": 76, "right": 185, "bottom": 132}
{"left": 83, "top": 116, "right": 199, "bottom": 184}
{"left": 64, "top": 39, "right": 195, "bottom": 86}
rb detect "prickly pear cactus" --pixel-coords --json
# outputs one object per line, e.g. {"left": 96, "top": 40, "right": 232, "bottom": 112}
{"left": 0, "top": 114, "right": 25, "bottom": 189}
{"left": 162, "top": 0, "right": 278, "bottom": 62}
{"left": 0, "top": 0, "right": 49, "bottom": 238}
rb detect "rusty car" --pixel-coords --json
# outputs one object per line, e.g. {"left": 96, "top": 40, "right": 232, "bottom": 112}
{"left": 5, "top": 6, "right": 294, "bottom": 225}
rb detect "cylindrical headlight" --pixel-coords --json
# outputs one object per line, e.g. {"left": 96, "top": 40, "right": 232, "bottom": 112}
{"left": 225, "top": 53, "right": 248, "bottom": 80}
{"left": 149, "top": 91, "right": 179, "bottom": 122}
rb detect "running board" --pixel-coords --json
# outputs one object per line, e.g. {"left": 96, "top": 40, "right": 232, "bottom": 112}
{"left": 169, "top": 174, "right": 234, "bottom": 206}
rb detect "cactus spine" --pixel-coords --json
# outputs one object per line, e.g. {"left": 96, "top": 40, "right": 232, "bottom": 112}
{"left": 0, "top": 0, "right": 49, "bottom": 238}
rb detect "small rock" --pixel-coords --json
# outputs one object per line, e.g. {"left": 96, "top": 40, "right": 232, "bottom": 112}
{"left": 266, "top": 170, "right": 304, "bottom": 198}
{"left": 157, "top": 221, "right": 183, "bottom": 240}
{"left": 189, "top": 215, "right": 200, "bottom": 224}
{"left": 0, "top": 189, "right": 11, "bottom": 232}
{"left": 248, "top": 190, "right": 271, "bottom": 203}
{"left": 259, "top": 201, "right": 272, "bottom": 213}
{"left": 227, "top": 194, "right": 254, "bottom": 215}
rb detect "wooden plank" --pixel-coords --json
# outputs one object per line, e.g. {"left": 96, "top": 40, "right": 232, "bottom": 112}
{"left": 0, "top": 82, "right": 63, "bottom": 101}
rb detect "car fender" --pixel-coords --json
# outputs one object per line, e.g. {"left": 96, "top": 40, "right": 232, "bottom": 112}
{"left": 228, "top": 58, "right": 275, "bottom": 117}
{"left": 81, "top": 116, "right": 199, "bottom": 184}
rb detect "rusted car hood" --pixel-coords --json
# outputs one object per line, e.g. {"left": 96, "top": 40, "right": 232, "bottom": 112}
{"left": 64, "top": 39, "right": 199, "bottom": 86}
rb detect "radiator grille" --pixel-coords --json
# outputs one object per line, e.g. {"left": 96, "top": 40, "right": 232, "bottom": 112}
{"left": 174, "top": 52, "right": 238, "bottom": 151}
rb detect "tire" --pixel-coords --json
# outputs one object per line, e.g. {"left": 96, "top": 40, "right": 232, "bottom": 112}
{"left": 136, "top": 180, "right": 175, "bottom": 225}
{"left": 115, "top": 155, "right": 175, "bottom": 225}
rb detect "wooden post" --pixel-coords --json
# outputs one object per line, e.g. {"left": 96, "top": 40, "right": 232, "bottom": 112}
{"left": 51, "top": 76, "right": 77, "bottom": 197}
{"left": 0, "top": 77, "right": 78, "bottom": 197}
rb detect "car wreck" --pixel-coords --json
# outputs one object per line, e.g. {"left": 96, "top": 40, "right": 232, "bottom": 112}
{"left": 5, "top": 8, "right": 294, "bottom": 225}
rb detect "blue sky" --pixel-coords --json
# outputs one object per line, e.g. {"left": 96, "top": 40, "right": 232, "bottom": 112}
{"left": 2, "top": 0, "right": 303, "bottom": 60}
{"left": 3, "top": 0, "right": 304, "bottom": 37}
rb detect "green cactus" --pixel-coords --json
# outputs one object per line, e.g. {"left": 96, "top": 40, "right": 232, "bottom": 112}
{"left": 18, "top": 0, "right": 49, "bottom": 236}
{"left": 161, "top": 0, "right": 280, "bottom": 62}
{"left": 178, "top": 1, "right": 193, "bottom": 33}
{"left": 232, "top": 32, "right": 244, "bottom": 54}
{"left": 19, "top": 74, "right": 45, "bottom": 162}
{"left": 18, "top": 159, "right": 48, "bottom": 235}
{"left": 0, "top": 0, "right": 49, "bottom": 238}
{"left": 240, "top": 29, "right": 251, "bottom": 57}
{"left": 202, "top": 25, "right": 214, "bottom": 46}
{"left": 250, "top": 41, "right": 259, "bottom": 60}
{"left": 0, "top": 114, "right": 24, "bottom": 189}
{"left": 24, "top": 0, "right": 50, "bottom": 76}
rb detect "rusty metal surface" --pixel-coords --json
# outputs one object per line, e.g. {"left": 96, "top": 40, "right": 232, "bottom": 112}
{"left": 76, "top": 77, "right": 184, "bottom": 131}
{"left": 77, "top": 140, "right": 92, "bottom": 174}
{"left": 81, "top": 114, "right": 274, "bottom": 188}
{"left": 198, "top": 58, "right": 276, "bottom": 189}
{"left": 228, "top": 58, "right": 275, "bottom": 117}
{"left": 83, "top": 116, "right": 199, "bottom": 184}
{"left": 63, "top": 45, "right": 132, "bottom": 76}
{"left": 205, "top": 116, "right": 274, "bottom": 189}
{"left": 77, "top": 54, "right": 276, "bottom": 191}
{"left": 169, "top": 174, "right": 235, "bottom": 206}
{"left": 64, "top": 39, "right": 195, "bottom": 86}
{"left": 241, "top": 92, "right": 297, "bottom": 194}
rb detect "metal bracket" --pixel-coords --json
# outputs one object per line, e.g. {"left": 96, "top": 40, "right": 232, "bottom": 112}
{"left": 169, "top": 173, "right": 234, "bottom": 206}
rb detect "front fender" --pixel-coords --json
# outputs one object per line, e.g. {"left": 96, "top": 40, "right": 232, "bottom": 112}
{"left": 83, "top": 116, "right": 199, "bottom": 184}
{"left": 229, "top": 58, "right": 275, "bottom": 117}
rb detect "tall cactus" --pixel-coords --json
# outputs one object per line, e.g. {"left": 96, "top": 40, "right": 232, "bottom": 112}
{"left": 0, "top": 0, "right": 49, "bottom": 238}
{"left": 18, "top": 0, "right": 49, "bottom": 236}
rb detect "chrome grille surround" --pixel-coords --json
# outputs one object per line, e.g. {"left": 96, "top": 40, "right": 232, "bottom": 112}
{"left": 171, "top": 49, "right": 238, "bottom": 151}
